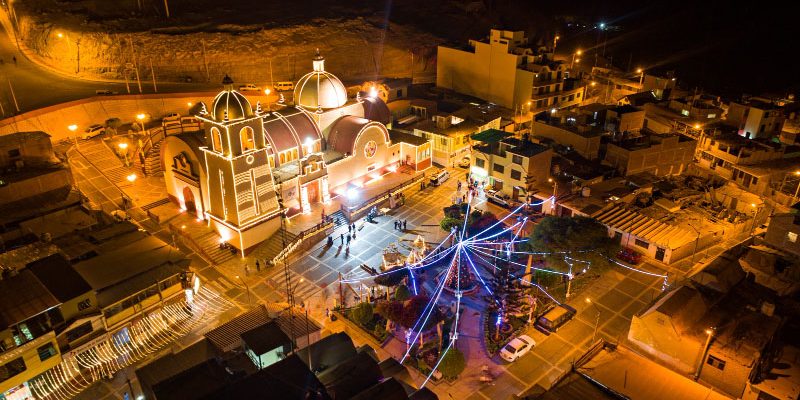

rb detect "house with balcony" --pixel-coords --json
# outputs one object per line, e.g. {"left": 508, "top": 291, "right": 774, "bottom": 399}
{"left": 470, "top": 129, "right": 552, "bottom": 200}
{"left": 532, "top": 113, "right": 606, "bottom": 160}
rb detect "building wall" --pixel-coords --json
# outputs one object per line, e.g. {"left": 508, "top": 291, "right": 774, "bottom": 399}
{"left": 628, "top": 313, "right": 701, "bottom": 373}
{"left": 699, "top": 350, "right": 752, "bottom": 398}
{"left": 763, "top": 214, "right": 800, "bottom": 257}
{"left": 326, "top": 124, "right": 395, "bottom": 190}
{"left": 162, "top": 136, "right": 209, "bottom": 217}
{"left": 604, "top": 136, "right": 696, "bottom": 177}
{"left": 436, "top": 37, "right": 529, "bottom": 109}
{"left": 0, "top": 332, "right": 61, "bottom": 396}
{"left": 0, "top": 168, "right": 72, "bottom": 206}
{"left": 59, "top": 291, "right": 98, "bottom": 323}
{"left": 532, "top": 121, "right": 601, "bottom": 160}
{"left": 0, "top": 134, "right": 55, "bottom": 168}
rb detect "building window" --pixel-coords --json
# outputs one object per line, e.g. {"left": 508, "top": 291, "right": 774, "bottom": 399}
{"left": 788, "top": 232, "right": 798, "bottom": 243}
{"left": 634, "top": 238, "right": 649, "bottom": 249}
{"left": 211, "top": 127, "right": 223, "bottom": 153}
{"left": 240, "top": 126, "right": 255, "bottom": 152}
{"left": 7, "top": 148, "right": 20, "bottom": 158}
{"left": 0, "top": 357, "right": 27, "bottom": 381}
{"left": 512, "top": 155, "right": 523, "bottom": 165}
{"left": 475, "top": 158, "right": 485, "bottom": 168}
{"left": 462, "top": 136, "right": 469, "bottom": 144}
{"left": 510, "top": 170, "right": 522, "bottom": 180}
{"left": 706, "top": 355, "right": 726, "bottom": 370}
{"left": 493, "top": 163, "right": 504, "bottom": 174}
{"left": 37, "top": 342, "right": 57, "bottom": 362}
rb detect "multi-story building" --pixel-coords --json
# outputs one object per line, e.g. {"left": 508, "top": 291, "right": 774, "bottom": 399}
{"left": 604, "top": 131, "right": 696, "bottom": 177}
{"left": 532, "top": 114, "right": 606, "bottom": 160}
{"left": 470, "top": 129, "right": 552, "bottom": 199}
{"left": 763, "top": 209, "right": 800, "bottom": 258}
{"left": 590, "top": 67, "right": 676, "bottom": 104}
{"left": 726, "top": 99, "right": 785, "bottom": 139}
{"left": 437, "top": 29, "right": 586, "bottom": 111}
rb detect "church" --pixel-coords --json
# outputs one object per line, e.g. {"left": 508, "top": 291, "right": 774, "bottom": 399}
{"left": 161, "top": 52, "right": 432, "bottom": 254}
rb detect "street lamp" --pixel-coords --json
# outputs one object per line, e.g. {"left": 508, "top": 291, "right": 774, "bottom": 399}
{"left": 136, "top": 113, "right": 146, "bottom": 133}
{"left": 571, "top": 49, "right": 582, "bottom": 69}
{"left": 636, "top": 68, "right": 644, "bottom": 86}
{"left": 126, "top": 173, "right": 137, "bottom": 183}
{"left": 264, "top": 88, "right": 272, "bottom": 111}
{"left": 750, "top": 203, "right": 760, "bottom": 235}
{"left": 118, "top": 142, "right": 130, "bottom": 166}
{"left": 55, "top": 31, "right": 79, "bottom": 73}
{"left": 235, "top": 275, "right": 252, "bottom": 305}
{"left": 548, "top": 178, "right": 558, "bottom": 215}
{"left": 694, "top": 327, "right": 715, "bottom": 380}
{"left": 585, "top": 298, "right": 601, "bottom": 343}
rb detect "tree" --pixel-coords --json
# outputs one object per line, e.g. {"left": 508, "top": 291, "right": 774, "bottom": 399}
{"left": 394, "top": 284, "right": 411, "bottom": 301}
{"left": 467, "top": 211, "right": 500, "bottom": 238}
{"left": 351, "top": 302, "right": 374, "bottom": 326}
{"left": 440, "top": 217, "right": 461, "bottom": 233}
{"left": 524, "top": 216, "right": 619, "bottom": 271}
{"left": 376, "top": 300, "right": 404, "bottom": 331}
{"left": 437, "top": 348, "right": 466, "bottom": 379}
{"left": 105, "top": 118, "right": 121, "bottom": 136}
{"left": 399, "top": 295, "right": 442, "bottom": 330}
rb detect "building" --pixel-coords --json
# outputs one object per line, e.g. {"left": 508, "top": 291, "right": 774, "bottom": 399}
{"left": 763, "top": 210, "right": 800, "bottom": 257}
{"left": 437, "top": 29, "right": 585, "bottom": 111}
{"left": 162, "top": 52, "right": 432, "bottom": 254}
{"left": 603, "top": 131, "right": 696, "bottom": 177}
{"left": 590, "top": 67, "right": 676, "bottom": 104}
{"left": 726, "top": 99, "right": 785, "bottom": 139}
{"left": 532, "top": 116, "right": 605, "bottom": 160}
{"left": 394, "top": 100, "right": 503, "bottom": 166}
{"left": 470, "top": 129, "right": 553, "bottom": 200}
{"left": 628, "top": 257, "right": 782, "bottom": 398}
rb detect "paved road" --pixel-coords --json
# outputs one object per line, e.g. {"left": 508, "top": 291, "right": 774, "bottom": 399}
{"left": 0, "top": 8, "right": 217, "bottom": 116}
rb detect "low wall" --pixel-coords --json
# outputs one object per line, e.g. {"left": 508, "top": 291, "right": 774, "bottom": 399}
{"left": 0, "top": 92, "right": 271, "bottom": 142}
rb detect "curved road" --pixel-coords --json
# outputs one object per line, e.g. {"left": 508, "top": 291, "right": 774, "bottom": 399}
{"left": 0, "top": 9, "right": 216, "bottom": 116}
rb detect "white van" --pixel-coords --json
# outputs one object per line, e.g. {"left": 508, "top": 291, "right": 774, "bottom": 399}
{"left": 429, "top": 169, "right": 450, "bottom": 186}
{"left": 274, "top": 82, "right": 294, "bottom": 92}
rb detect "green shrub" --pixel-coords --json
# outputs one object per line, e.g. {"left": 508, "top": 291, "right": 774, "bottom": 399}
{"left": 351, "top": 302, "right": 374, "bottom": 326}
{"left": 394, "top": 284, "right": 411, "bottom": 302}
{"left": 438, "top": 348, "right": 466, "bottom": 379}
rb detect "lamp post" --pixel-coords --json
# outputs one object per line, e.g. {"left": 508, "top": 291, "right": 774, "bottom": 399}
{"left": 56, "top": 31, "right": 80, "bottom": 74}
{"left": 694, "top": 327, "right": 715, "bottom": 380}
{"left": 548, "top": 178, "right": 558, "bottom": 215}
{"left": 636, "top": 68, "right": 644, "bottom": 87}
{"left": 136, "top": 113, "right": 146, "bottom": 133}
{"left": 571, "top": 49, "right": 582, "bottom": 69}
{"left": 750, "top": 203, "right": 760, "bottom": 236}
{"left": 235, "top": 275, "right": 252, "bottom": 305}
{"left": 68, "top": 124, "right": 79, "bottom": 148}
{"left": 118, "top": 142, "right": 130, "bottom": 166}
{"left": 585, "top": 298, "right": 601, "bottom": 343}
{"left": 264, "top": 88, "right": 271, "bottom": 111}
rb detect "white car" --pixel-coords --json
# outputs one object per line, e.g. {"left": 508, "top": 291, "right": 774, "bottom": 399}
{"left": 162, "top": 113, "right": 181, "bottom": 122}
{"left": 487, "top": 190, "right": 511, "bottom": 208}
{"left": 238, "top": 83, "right": 261, "bottom": 92}
{"left": 499, "top": 335, "right": 535, "bottom": 362}
{"left": 82, "top": 124, "right": 105, "bottom": 140}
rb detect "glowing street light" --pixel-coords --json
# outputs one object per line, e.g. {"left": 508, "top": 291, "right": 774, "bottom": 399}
{"left": 571, "top": 50, "right": 582, "bottom": 69}
{"left": 68, "top": 124, "right": 78, "bottom": 132}
{"left": 136, "top": 113, "right": 146, "bottom": 133}
{"left": 126, "top": 173, "right": 137, "bottom": 183}
{"left": 636, "top": 68, "right": 645, "bottom": 86}
{"left": 118, "top": 142, "right": 130, "bottom": 166}
{"left": 56, "top": 32, "right": 64, "bottom": 38}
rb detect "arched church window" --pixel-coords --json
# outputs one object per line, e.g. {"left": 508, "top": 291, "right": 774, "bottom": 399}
{"left": 240, "top": 126, "right": 255, "bottom": 152}
{"left": 279, "top": 152, "right": 286, "bottom": 164}
{"left": 211, "top": 127, "right": 223, "bottom": 153}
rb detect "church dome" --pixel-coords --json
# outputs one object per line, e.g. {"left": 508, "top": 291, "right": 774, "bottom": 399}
{"left": 211, "top": 75, "right": 254, "bottom": 122}
{"left": 294, "top": 51, "right": 347, "bottom": 110}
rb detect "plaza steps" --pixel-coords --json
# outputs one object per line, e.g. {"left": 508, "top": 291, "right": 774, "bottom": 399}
{"left": 143, "top": 140, "right": 163, "bottom": 177}
{"left": 260, "top": 229, "right": 299, "bottom": 264}
{"left": 78, "top": 140, "right": 129, "bottom": 185}
{"left": 141, "top": 197, "right": 171, "bottom": 211}
{"left": 328, "top": 210, "right": 348, "bottom": 228}
{"left": 195, "top": 230, "right": 237, "bottom": 266}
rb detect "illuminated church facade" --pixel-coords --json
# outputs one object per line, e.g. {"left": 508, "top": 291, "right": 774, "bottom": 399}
{"left": 162, "top": 52, "right": 432, "bottom": 253}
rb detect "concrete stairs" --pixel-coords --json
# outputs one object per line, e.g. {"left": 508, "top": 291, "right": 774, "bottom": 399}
{"left": 195, "top": 230, "right": 237, "bottom": 266}
{"left": 260, "top": 229, "right": 298, "bottom": 264}
{"left": 143, "top": 140, "right": 163, "bottom": 176}
{"left": 328, "top": 210, "right": 348, "bottom": 228}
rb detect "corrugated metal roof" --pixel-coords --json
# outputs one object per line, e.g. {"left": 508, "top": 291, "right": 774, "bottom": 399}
{"left": 592, "top": 204, "right": 694, "bottom": 249}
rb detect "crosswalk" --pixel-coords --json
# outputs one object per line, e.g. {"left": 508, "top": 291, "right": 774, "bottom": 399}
{"left": 202, "top": 266, "right": 322, "bottom": 306}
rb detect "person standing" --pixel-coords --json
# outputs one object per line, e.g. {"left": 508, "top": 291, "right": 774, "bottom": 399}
{"left": 255, "top": 260, "right": 261, "bottom": 273}
{"left": 403, "top": 220, "right": 407, "bottom": 230}
{"left": 348, "top": 224, "right": 352, "bottom": 234}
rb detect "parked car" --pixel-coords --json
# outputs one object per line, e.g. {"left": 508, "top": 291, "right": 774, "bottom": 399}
{"left": 162, "top": 113, "right": 181, "bottom": 122}
{"left": 429, "top": 169, "right": 450, "bottom": 186}
{"left": 82, "top": 124, "right": 105, "bottom": 140}
{"left": 535, "top": 304, "right": 577, "bottom": 333}
{"left": 617, "top": 247, "right": 642, "bottom": 264}
{"left": 499, "top": 335, "right": 535, "bottom": 362}
{"left": 274, "top": 81, "right": 294, "bottom": 92}
{"left": 238, "top": 83, "right": 261, "bottom": 92}
{"left": 95, "top": 89, "right": 116, "bottom": 95}
{"left": 458, "top": 155, "right": 471, "bottom": 168}
{"left": 487, "top": 190, "right": 511, "bottom": 208}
